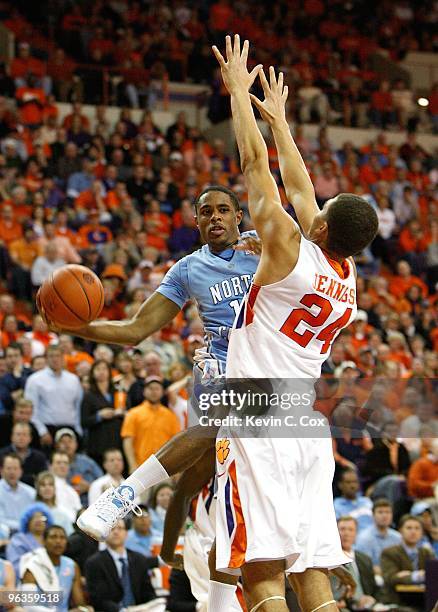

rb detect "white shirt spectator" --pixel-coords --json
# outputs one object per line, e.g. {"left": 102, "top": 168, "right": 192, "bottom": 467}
{"left": 376, "top": 208, "right": 396, "bottom": 239}
{"left": 31, "top": 255, "right": 65, "bottom": 286}
{"left": 24, "top": 366, "right": 83, "bottom": 436}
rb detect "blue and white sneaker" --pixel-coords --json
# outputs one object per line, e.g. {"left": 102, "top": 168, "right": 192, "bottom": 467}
{"left": 76, "top": 484, "right": 142, "bottom": 541}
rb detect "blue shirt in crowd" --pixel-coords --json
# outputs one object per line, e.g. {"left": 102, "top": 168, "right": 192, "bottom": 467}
{"left": 334, "top": 495, "right": 374, "bottom": 533}
{"left": 355, "top": 524, "right": 402, "bottom": 566}
{"left": 125, "top": 529, "right": 153, "bottom": 557}
{"left": 0, "top": 480, "right": 35, "bottom": 531}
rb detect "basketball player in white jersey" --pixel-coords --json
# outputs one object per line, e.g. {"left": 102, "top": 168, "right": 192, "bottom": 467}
{"left": 211, "top": 35, "right": 378, "bottom": 612}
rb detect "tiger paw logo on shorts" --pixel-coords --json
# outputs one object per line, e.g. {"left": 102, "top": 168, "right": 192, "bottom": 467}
{"left": 216, "top": 438, "right": 230, "bottom": 464}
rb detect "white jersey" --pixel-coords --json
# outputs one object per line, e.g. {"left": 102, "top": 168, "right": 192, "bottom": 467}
{"left": 227, "top": 237, "right": 357, "bottom": 379}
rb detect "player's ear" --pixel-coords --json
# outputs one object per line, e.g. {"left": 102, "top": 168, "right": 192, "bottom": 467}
{"left": 236, "top": 209, "right": 244, "bottom": 224}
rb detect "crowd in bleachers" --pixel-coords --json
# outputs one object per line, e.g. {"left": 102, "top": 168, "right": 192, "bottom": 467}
{"left": 0, "top": 1, "right": 436, "bottom": 610}
{"left": 1, "top": 0, "right": 437, "bottom": 130}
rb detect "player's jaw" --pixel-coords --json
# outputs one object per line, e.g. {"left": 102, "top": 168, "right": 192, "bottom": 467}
{"left": 197, "top": 208, "right": 242, "bottom": 252}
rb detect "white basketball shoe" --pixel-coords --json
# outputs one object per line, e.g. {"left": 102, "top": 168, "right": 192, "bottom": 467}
{"left": 77, "top": 483, "right": 142, "bottom": 541}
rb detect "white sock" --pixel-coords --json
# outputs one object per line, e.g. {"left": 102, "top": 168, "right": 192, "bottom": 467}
{"left": 119, "top": 455, "right": 169, "bottom": 499}
{"left": 208, "top": 580, "right": 237, "bottom": 612}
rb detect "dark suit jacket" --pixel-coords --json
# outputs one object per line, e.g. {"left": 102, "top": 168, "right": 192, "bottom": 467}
{"left": 84, "top": 548, "right": 157, "bottom": 612}
{"left": 167, "top": 569, "right": 197, "bottom": 612}
{"left": 81, "top": 390, "right": 123, "bottom": 460}
{"left": 355, "top": 550, "right": 379, "bottom": 598}
{"left": 381, "top": 544, "right": 435, "bottom": 604}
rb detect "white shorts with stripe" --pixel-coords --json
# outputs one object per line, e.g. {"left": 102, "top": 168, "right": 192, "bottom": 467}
{"left": 215, "top": 435, "right": 350, "bottom": 575}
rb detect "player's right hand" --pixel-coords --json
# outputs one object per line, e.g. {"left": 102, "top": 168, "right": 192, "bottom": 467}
{"left": 161, "top": 553, "right": 184, "bottom": 571}
{"left": 250, "top": 66, "right": 289, "bottom": 126}
{"left": 36, "top": 288, "right": 61, "bottom": 333}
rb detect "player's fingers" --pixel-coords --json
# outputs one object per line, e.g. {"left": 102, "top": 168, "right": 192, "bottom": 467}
{"left": 248, "top": 64, "right": 262, "bottom": 87}
{"left": 282, "top": 85, "right": 289, "bottom": 102}
{"left": 241, "top": 39, "right": 249, "bottom": 64}
{"left": 233, "top": 34, "right": 240, "bottom": 58}
{"left": 278, "top": 71, "right": 284, "bottom": 92}
{"left": 212, "top": 46, "right": 226, "bottom": 67}
{"left": 225, "top": 35, "right": 232, "bottom": 61}
{"left": 269, "top": 65, "right": 276, "bottom": 89}
{"left": 258, "top": 68, "right": 270, "bottom": 96}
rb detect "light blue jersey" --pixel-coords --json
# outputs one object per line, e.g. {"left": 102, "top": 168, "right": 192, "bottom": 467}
{"left": 157, "top": 233, "right": 258, "bottom": 371}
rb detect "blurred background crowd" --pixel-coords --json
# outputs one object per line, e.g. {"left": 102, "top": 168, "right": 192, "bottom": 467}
{"left": 0, "top": 0, "right": 436, "bottom": 610}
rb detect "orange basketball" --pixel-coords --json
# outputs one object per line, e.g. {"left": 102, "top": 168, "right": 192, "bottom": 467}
{"left": 38, "top": 264, "right": 104, "bottom": 329}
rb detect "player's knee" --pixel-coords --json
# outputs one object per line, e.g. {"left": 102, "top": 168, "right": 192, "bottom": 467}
{"left": 242, "top": 562, "right": 286, "bottom": 610}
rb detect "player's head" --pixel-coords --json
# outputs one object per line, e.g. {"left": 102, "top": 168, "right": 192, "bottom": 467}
{"left": 308, "top": 193, "right": 378, "bottom": 258}
{"left": 194, "top": 186, "right": 243, "bottom": 252}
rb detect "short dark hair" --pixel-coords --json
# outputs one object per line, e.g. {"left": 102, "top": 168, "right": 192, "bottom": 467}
{"left": 194, "top": 186, "right": 240, "bottom": 212}
{"left": 0, "top": 452, "right": 22, "bottom": 468}
{"left": 373, "top": 498, "right": 392, "bottom": 512}
{"left": 103, "top": 448, "right": 123, "bottom": 462}
{"left": 399, "top": 514, "right": 423, "bottom": 530}
{"left": 337, "top": 515, "right": 357, "bottom": 527}
{"left": 44, "top": 524, "right": 67, "bottom": 540}
{"left": 326, "top": 193, "right": 379, "bottom": 257}
{"left": 5, "top": 342, "right": 23, "bottom": 355}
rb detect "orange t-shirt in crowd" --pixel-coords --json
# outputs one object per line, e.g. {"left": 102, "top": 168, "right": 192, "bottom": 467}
{"left": 64, "top": 351, "right": 94, "bottom": 373}
{"left": 0, "top": 220, "right": 23, "bottom": 246}
{"left": 398, "top": 227, "right": 431, "bottom": 254}
{"left": 15, "top": 87, "right": 46, "bottom": 125}
{"left": 121, "top": 401, "right": 180, "bottom": 464}
{"left": 1, "top": 330, "right": 23, "bottom": 350}
{"left": 9, "top": 238, "right": 41, "bottom": 268}
{"left": 77, "top": 225, "right": 113, "bottom": 247}
{"left": 389, "top": 274, "right": 428, "bottom": 299}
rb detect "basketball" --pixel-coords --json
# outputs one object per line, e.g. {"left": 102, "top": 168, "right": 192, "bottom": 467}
{"left": 38, "top": 264, "right": 104, "bottom": 329}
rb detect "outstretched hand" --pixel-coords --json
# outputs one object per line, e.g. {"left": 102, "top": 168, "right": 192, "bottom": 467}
{"left": 212, "top": 34, "right": 262, "bottom": 95}
{"left": 250, "top": 66, "right": 289, "bottom": 125}
{"left": 233, "top": 235, "right": 262, "bottom": 256}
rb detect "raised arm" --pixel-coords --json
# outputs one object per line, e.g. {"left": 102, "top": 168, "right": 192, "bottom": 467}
{"left": 212, "top": 36, "right": 297, "bottom": 246}
{"left": 250, "top": 68, "right": 319, "bottom": 236}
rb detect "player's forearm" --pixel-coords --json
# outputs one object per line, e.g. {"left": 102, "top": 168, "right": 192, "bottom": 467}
{"left": 271, "top": 119, "right": 314, "bottom": 197}
{"left": 231, "top": 90, "right": 269, "bottom": 172}
{"left": 71, "top": 319, "right": 145, "bottom": 346}
{"left": 271, "top": 119, "right": 318, "bottom": 234}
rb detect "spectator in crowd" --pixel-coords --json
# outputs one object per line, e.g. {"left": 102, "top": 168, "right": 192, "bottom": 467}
{"left": 0, "top": 342, "right": 32, "bottom": 413}
{"left": 49, "top": 451, "right": 81, "bottom": 523}
{"left": 6, "top": 503, "right": 53, "bottom": 575}
{"left": 121, "top": 377, "right": 180, "bottom": 473}
{"left": 88, "top": 448, "right": 125, "bottom": 506}
{"left": 0, "top": 422, "right": 47, "bottom": 486}
{"left": 361, "top": 421, "right": 411, "bottom": 491}
{"left": 8, "top": 223, "right": 41, "bottom": 301}
{"left": 35, "top": 471, "right": 73, "bottom": 535}
{"left": 24, "top": 344, "right": 83, "bottom": 447}
{"left": 0, "top": 397, "right": 40, "bottom": 449}
{"left": 30, "top": 241, "right": 65, "bottom": 288}
{"left": 85, "top": 519, "right": 161, "bottom": 611}
{"left": 54, "top": 428, "right": 102, "bottom": 504}
{"left": 126, "top": 505, "right": 154, "bottom": 557}
{"left": 334, "top": 469, "right": 374, "bottom": 534}
{"left": 331, "top": 516, "right": 383, "bottom": 610}
{"left": 65, "top": 508, "right": 99, "bottom": 574}
{"left": 21, "top": 525, "right": 92, "bottom": 612}
{"left": 355, "top": 499, "right": 402, "bottom": 574}
{"left": 149, "top": 483, "right": 174, "bottom": 540}
{"left": 407, "top": 438, "right": 438, "bottom": 500}
{"left": 411, "top": 500, "right": 438, "bottom": 556}
{"left": 0, "top": 453, "right": 35, "bottom": 531}
{"left": 81, "top": 360, "right": 124, "bottom": 465}
{"left": 381, "top": 515, "right": 435, "bottom": 607}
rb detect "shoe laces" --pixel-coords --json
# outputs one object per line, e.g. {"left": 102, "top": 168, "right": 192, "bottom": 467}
{"left": 95, "top": 487, "right": 143, "bottom": 525}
